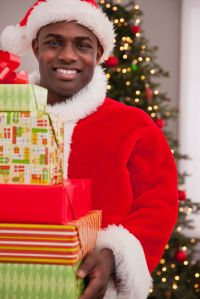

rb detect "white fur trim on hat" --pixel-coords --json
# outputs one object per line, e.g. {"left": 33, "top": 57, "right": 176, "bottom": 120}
{"left": 1, "top": 0, "right": 115, "bottom": 61}
{"left": 96, "top": 225, "right": 152, "bottom": 299}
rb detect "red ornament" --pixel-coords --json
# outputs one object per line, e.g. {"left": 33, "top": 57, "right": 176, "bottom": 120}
{"left": 145, "top": 84, "right": 153, "bottom": 104}
{"left": 155, "top": 118, "right": 165, "bottom": 129}
{"left": 131, "top": 25, "right": 141, "bottom": 34}
{"left": 174, "top": 250, "right": 187, "bottom": 262}
{"left": 105, "top": 56, "right": 119, "bottom": 68}
{"left": 178, "top": 190, "right": 187, "bottom": 201}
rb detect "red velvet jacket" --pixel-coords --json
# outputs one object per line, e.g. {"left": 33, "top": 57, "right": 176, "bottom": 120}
{"left": 68, "top": 97, "right": 178, "bottom": 273}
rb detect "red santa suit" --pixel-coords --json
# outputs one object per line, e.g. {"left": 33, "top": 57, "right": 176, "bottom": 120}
{"left": 46, "top": 66, "right": 178, "bottom": 299}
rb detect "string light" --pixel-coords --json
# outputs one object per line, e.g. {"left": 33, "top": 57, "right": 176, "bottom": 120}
{"left": 146, "top": 57, "right": 151, "bottom": 62}
{"left": 171, "top": 149, "right": 175, "bottom": 154}
{"left": 195, "top": 273, "right": 200, "bottom": 278}
{"left": 150, "top": 69, "right": 156, "bottom": 74}
{"left": 99, "top": 0, "right": 105, "bottom": 3}
{"left": 141, "top": 45, "right": 146, "bottom": 50}
{"left": 138, "top": 57, "right": 143, "bottom": 62}
{"left": 107, "top": 85, "right": 111, "bottom": 90}
{"left": 172, "top": 283, "right": 178, "bottom": 290}
{"left": 106, "top": 73, "right": 111, "bottom": 79}
{"left": 187, "top": 207, "right": 193, "bottom": 214}
{"left": 148, "top": 106, "right": 153, "bottom": 111}
{"left": 114, "top": 19, "right": 119, "bottom": 24}
{"left": 124, "top": 43, "right": 129, "bottom": 50}
{"left": 162, "top": 278, "right": 167, "bottom": 283}
{"left": 136, "top": 33, "right": 141, "bottom": 37}
{"left": 120, "top": 18, "right": 125, "bottom": 23}
{"left": 194, "top": 284, "right": 199, "bottom": 289}
{"left": 136, "top": 90, "right": 141, "bottom": 95}
{"left": 135, "top": 5, "right": 140, "bottom": 9}
{"left": 177, "top": 226, "right": 182, "bottom": 232}
{"left": 154, "top": 105, "right": 158, "bottom": 110}
{"left": 162, "top": 267, "right": 167, "bottom": 272}
{"left": 191, "top": 238, "right": 196, "bottom": 244}
{"left": 165, "top": 244, "right": 169, "bottom": 250}
{"left": 135, "top": 98, "right": 140, "bottom": 103}
{"left": 120, "top": 46, "right": 124, "bottom": 51}
{"left": 106, "top": 3, "right": 111, "bottom": 8}
{"left": 175, "top": 276, "right": 180, "bottom": 281}
{"left": 182, "top": 246, "right": 187, "bottom": 251}
{"left": 127, "top": 67, "right": 131, "bottom": 72}
{"left": 157, "top": 271, "right": 161, "bottom": 276}
{"left": 171, "top": 264, "right": 176, "bottom": 269}
{"left": 160, "top": 259, "right": 165, "bottom": 264}
{"left": 184, "top": 261, "right": 189, "bottom": 266}
{"left": 126, "top": 81, "right": 131, "bottom": 86}
{"left": 135, "top": 18, "right": 141, "bottom": 24}
{"left": 179, "top": 207, "right": 184, "bottom": 212}
{"left": 151, "top": 113, "right": 156, "bottom": 117}
{"left": 122, "top": 69, "right": 127, "bottom": 73}
{"left": 141, "top": 75, "right": 146, "bottom": 80}
{"left": 113, "top": 6, "right": 118, "bottom": 11}
{"left": 116, "top": 68, "right": 121, "bottom": 72}
{"left": 123, "top": 54, "right": 128, "bottom": 59}
{"left": 154, "top": 90, "right": 159, "bottom": 95}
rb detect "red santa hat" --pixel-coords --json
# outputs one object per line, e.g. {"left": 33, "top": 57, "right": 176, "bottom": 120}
{"left": 0, "top": 0, "right": 115, "bottom": 61}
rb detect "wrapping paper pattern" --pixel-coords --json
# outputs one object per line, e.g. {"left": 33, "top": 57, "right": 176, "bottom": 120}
{"left": 0, "top": 111, "right": 64, "bottom": 184}
{"left": 0, "top": 211, "right": 101, "bottom": 265}
{"left": 0, "top": 85, "right": 47, "bottom": 111}
{"left": 0, "top": 263, "right": 84, "bottom": 299}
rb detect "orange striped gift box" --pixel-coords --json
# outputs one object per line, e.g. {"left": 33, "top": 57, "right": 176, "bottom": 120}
{"left": 0, "top": 210, "right": 101, "bottom": 265}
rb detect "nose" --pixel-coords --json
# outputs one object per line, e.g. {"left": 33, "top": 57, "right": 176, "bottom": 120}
{"left": 58, "top": 44, "right": 78, "bottom": 63}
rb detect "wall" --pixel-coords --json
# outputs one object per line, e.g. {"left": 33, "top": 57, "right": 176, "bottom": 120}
{"left": 0, "top": 0, "right": 37, "bottom": 73}
{"left": 136, "top": 0, "right": 181, "bottom": 134}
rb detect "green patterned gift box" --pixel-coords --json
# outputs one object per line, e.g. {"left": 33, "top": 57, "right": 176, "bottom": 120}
{"left": 0, "top": 84, "right": 47, "bottom": 112}
{"left": 0, "top": 263, "right": 84, "bottom": 299}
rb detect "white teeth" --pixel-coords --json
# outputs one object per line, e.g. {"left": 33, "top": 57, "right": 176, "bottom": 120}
{"left": 57, "top": 69, "right": 77, "bottom": 74}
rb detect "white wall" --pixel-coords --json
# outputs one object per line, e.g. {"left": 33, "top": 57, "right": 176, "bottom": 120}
{"left": 180, "top": 0, "right": 200, "bottom": 235}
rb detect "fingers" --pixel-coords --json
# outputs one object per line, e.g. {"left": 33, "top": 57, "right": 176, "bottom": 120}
{"left": 77, "top": 252, "right": 97, "bottom": 279}
{"left": 79, "top": 269, "right": 106, "bottom": 299}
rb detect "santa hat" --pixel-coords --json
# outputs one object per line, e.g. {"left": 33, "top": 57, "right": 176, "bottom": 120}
{"left": 0, "top": 0, "right": 115, "bottom": 61}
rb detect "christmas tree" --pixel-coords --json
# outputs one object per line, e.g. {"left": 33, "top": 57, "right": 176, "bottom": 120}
{"left": 99, "top": 0, "right": 200, "bottom": 298}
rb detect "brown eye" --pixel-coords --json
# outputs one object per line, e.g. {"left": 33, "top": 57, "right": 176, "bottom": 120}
{"left": 47, "top": 40, "right": 63, "bottom": 47}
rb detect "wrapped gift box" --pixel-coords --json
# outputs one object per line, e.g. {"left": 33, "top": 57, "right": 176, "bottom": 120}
{"left": 0, "top": 84, "right": 47, "bottom": 112}
{"left": 0, "top": 263, "right": 84, "bottom": 299}
{"left": 0, "top": 179, "right": 91, "bottom": 224}
{"left": 0, "top": 210, "right": 101, "bottom": 265}
{"left": 0, "top": 110, "right": 64, "bottom": 185}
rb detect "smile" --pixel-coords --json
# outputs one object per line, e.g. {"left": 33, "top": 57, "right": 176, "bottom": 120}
{"left": 55, "top": 68, "right": 80, "bottom": 80}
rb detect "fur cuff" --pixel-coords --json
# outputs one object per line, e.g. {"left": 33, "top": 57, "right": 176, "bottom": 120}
{"left": 96, "top": 225, "right": 152, "bottom": 299}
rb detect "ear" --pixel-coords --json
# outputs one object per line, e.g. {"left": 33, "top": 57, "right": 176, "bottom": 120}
{"left": 32, "top": 38, "right": 39, "bottom": 61}
{"left": 96, "top": 44, "right": 104, "bottom": 65}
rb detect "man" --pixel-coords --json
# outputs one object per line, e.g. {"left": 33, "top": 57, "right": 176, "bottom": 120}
{"left": 1, "top": 1, "right": 178, "bottom": 298}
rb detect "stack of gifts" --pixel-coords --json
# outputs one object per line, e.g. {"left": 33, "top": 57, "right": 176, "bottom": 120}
{"left": 0, "top": 51, "right": 101, "bottom": 299}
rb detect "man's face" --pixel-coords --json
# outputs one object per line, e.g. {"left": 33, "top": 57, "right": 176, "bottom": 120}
{"left": 32, "top": 21, "right": 103, "bottom": 105}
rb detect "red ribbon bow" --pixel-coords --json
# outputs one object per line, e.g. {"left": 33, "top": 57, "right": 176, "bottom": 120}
{"left": 0, "top": 50, "right": 29, "bottom": 84}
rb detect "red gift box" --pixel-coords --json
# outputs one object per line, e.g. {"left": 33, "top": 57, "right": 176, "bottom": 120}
{"left": 0, "top": 179, "right": 91, "bottom": 224}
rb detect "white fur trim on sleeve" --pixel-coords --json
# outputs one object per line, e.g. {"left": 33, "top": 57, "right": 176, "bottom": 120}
{"left": 96, "top": 225, "right": 152, "bottom": 299}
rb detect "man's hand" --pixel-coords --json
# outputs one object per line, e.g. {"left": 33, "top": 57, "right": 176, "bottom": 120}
{"left": 77, "top": 248, "right": 115, "bottom": 299}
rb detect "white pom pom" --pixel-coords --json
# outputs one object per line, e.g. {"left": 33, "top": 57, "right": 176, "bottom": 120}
{"left": 0, "top": 25, "right": 31, "bottom": 56}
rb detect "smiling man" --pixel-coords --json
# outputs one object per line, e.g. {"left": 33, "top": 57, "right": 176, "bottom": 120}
{"left": 0, "top": 1, "right": 178, "bottom": 299}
